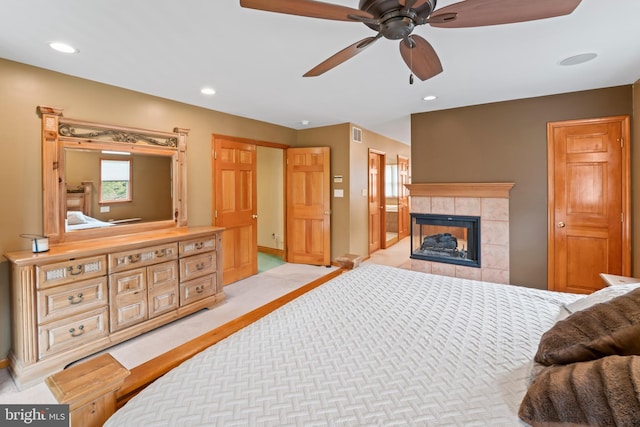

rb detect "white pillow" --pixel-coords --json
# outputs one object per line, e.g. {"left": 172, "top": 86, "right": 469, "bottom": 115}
{"left": 563, "top": 282, "right": 640, "bottom": 314}
{"left": 67, "top": 211, "right": 87, "bottom": 225}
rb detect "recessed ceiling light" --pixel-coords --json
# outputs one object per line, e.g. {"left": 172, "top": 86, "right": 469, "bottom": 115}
{"left": 49, "top": 42, "right": 77, "bottom": 54}
{"left": 423, "top": 95, "right": 438, "bottom": 101}
{"left": 300, "top": 120, "right": 310, "bottom": 126}
{"left": 559, "top": 53, "right": 598, "bottom": 66}
{"left": 200, "top": 87, "right": 216, "bottom": 95}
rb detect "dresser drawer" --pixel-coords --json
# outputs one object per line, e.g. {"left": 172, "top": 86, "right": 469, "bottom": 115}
{"left": 109, "top": 268, "right": 148, "bottom": 332}
{"left": 109, "top": 243, "right": 178, "bottom": 273}
{"left": 148, "top": 261, "right": 179, "bottom": 318}
{"left": 149, "top": 283, "right": 179, "bottom": 318}
{"left": 37, "top": 256, "right": 107, "bottom": 290}
{"left": 179, "top": 252, "right": 216, "bottom": 282}
{"left": 110, "top": 268, "right": 146, "bottom": 296}
{"left": 180, "top": 274, "right": 216, "bottom": 306}
{"left": 38, "top": 277, "right": 108, "bottom": 324}
{"left": 147, "top": 261, "right": 178, "bottom": 288}
{"left": 179, "top": 236, "right": 216, "bottom": 257}
{"left": 38, "top": 307, "right": 109, "bottom": 359}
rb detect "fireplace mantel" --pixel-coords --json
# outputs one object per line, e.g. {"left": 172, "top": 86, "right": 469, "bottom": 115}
{"left": 406, "top": 183, "right": 515, "bottom": 198}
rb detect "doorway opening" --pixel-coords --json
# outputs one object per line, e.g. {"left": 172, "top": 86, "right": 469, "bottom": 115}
{"left": 257, "top": 145, "right": 285, "bottom": 271}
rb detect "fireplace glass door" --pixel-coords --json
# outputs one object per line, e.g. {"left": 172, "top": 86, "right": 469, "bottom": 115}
{"left": 410, "top": 213, "right": 480, "bottom": 268}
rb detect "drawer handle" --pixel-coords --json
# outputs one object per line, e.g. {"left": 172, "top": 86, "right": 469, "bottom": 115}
{"left": 155, "top": 249, "right": 166, "bottom": 257}
{"left": 195, "top": 242, "right": 204, "bottom": 250}
{"left": 68, "top": 265, "right": 84, "bottom": 276}
{"left": 67, "top": 293, "right": 84, "bottom": 304}
{"left": 69, "top": 325, "right": 85, "bottom": 337}
{"left": 128, "top": 254, "right": 141, "bottom": 263}
{"left": 196, "top": 286, "right": 204, "bottom": 294}
{"left": 196, "top": 262, "right": 205, "bottom": 271}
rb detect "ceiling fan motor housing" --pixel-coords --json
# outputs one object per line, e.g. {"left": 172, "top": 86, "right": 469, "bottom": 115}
{"left": 360, "top": 0, "right": 437, "bottom": 39}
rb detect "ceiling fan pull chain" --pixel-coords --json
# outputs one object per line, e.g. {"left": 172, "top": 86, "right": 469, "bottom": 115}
{"left": 409, "top": 37, "right": 414, "bottom": 85}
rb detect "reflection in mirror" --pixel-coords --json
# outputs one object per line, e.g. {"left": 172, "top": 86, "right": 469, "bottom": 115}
{"left": 385, "top": 157, "right": 399, "bottom": 247}
{"left": 65, "top": 148, "right": 173, "bottom": 232}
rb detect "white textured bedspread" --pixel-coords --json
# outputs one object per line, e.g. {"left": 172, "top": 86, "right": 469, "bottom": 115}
{"left": 105, "top": 264, "right": 580, "bottom": 426}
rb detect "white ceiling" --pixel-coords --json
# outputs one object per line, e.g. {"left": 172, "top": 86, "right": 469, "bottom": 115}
{"left": 1, "top": 0, "right": 639, "bottom": 144}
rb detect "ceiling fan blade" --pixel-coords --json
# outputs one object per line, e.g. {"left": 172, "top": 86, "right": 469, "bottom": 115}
{"left": 429, "top": 0, "right": 582, "bottom": 28}
{"left": 240, "top": 0, "right": 373, "bottom": 21}
{"left": 399, "top": 35, "right": 443, "bottom": 81}
{"left": 304, "top": 36, "right": 381, "bottom": 77}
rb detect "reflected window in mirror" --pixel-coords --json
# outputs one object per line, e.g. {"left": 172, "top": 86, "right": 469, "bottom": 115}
{"left": 100, "top": 157, "right": 132, "bottom": 203}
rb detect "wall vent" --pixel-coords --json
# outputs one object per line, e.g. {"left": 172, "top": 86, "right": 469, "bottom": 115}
{"left": 352, "top": 126, "right": 363, "bottom": 143}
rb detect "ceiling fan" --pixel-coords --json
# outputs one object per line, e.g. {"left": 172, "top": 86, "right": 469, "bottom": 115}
{"left": 239, "top": 0, "right": 583, "bottom": 81}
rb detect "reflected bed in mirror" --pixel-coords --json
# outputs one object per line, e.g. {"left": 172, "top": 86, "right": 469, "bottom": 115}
{"left": 65, "top": 150, "right": 173, "bottom": 232}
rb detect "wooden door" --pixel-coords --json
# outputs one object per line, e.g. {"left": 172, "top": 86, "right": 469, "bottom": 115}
{"left": 397, "top": 155, "right": 410, "bottom": 239}
{"left": 213, "top": 136, "right": 257, "bottom": 285}
{"left": 286, "top": 147, "right": 331, "bottom": 266}
{"left": 369, "top": 151, "right": 384, "bottom": 254}
{"left": 548, "top": 116, "right": 630, "bottom": 294}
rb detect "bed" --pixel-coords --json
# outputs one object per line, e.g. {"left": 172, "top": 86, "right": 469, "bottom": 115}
{"left": 66, "top": 181, "right": 93, "bottom": 216}
{"left": 65, "top": 182, "right": 115, "bottom": 230}
{"left": 66, "top": 210, "right": 115, "bottom": 230}
{"left": 104, "top": 264, "right": 640, "bottom": 426}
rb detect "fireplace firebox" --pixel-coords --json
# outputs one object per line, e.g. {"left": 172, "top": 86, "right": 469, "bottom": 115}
{"left": 410, "top": 213, "right": 481, "bottom": 268}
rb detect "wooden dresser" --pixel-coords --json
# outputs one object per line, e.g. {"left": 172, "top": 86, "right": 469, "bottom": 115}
{"left": 4, "top": 226, "right": 224, "bottom": 390}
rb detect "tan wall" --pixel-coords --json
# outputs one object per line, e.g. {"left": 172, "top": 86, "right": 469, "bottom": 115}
{"left": 411, "top": 86, "right": 634, "bottom": 290}
{"left": 295, "top": 124, "right": 351, "bottom": 260}
{"left": 349, "top": 127, "right": 411, "bottom": 258}
{"left": 294, "top": 124, "right": 410, "bottom": 260}
{"left": 0, "top": 58, "right": 297, "bottom": 359}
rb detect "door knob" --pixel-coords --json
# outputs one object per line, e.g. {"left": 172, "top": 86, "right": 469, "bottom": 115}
{"left": 252, "top": 214, "right": 258, "bottom": 219}
{"left": 558, "top": 222, "right": 566, "bottom": 228}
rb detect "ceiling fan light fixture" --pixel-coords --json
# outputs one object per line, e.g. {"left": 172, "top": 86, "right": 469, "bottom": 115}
{"left": 423, "top": 95, "right": 437, "bottom": 101}
{"left": 559, "top": 52, "right": 597, "bottom": 66}
{"left": 49, "top": 42, "right": 77, "bottom": 54}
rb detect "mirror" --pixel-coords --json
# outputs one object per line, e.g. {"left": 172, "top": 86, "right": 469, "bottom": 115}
{"left": 64, "top": 149, "right": 174, "bottom": 232}
{"left": 39, "top": 106, "right": 188, "bottom": 244}
{"left": 384, "top": 157, "right": 399, "bottom": 247}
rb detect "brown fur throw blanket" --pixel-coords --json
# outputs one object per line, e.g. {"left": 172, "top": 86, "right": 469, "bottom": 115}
{"left": 519, "top": 355, "right": 640, "bottom": 427}
{"left": 535, "top": 288, "right": 640, "bottom": 365}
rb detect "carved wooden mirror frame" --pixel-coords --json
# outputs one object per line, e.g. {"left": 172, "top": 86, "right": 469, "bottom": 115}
{"left": 38, "top": 106, "right": 189, "bottom": 244}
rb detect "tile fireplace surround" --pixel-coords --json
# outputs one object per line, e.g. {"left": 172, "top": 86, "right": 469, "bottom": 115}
{"left": 406, "top": 183, "right": 515, "bottom": 284}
